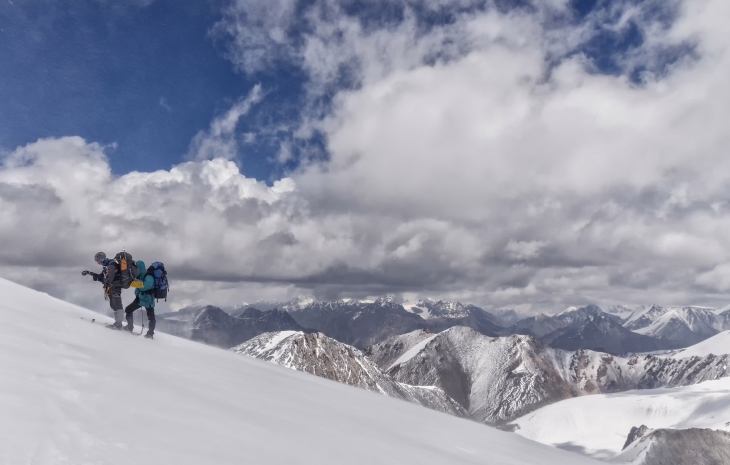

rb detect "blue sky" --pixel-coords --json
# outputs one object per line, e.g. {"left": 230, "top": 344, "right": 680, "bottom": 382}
{"left": 0, "top": 0, "right": 306, "bottom": 181}
{"left": 0, "top": 0, "right": 659, "bottom": 181}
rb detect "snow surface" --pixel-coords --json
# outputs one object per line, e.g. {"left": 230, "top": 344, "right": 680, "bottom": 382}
{"left": 668, "top": 331, "right": 730, "bottom": 358}
{"left": 387, "top": 334, "right": 438, "bottom": 371}
{"left": 512, "top": 377, "right": 730, "bottom": 460}
{"left": 402, "top": 303, "right": 431, "bottom": 319}
{"left": 0, "top": 278, "right": 603, "bottom": 465}
{"left": 261, "top": 330, "right": 300, "bottom": 352}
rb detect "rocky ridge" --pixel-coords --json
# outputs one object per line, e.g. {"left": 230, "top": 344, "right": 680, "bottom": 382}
{"left": 233, "top": 331, "right": 467, "bottom": 417}
{"left": 369, "top": 326, "right": 730, "bottom": 424}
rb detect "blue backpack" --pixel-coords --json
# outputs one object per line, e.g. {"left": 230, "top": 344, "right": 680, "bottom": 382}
{"left": 146, "top": 262, "right": 169, "bottom": 301}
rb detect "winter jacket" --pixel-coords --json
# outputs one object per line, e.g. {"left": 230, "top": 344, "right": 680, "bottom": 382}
{"left": 134, "top": 260, "right": 156, "bottom": 309}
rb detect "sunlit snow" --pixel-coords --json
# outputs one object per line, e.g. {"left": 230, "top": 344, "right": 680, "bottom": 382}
{"left": 512, "top": 377, "right": 730, "bottom": 460}
{"left": 0, "top": 278, "right": 602, "bottom": 465}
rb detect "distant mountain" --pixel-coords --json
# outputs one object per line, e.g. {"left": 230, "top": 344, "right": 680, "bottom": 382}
{"left": 604, "top": 305, "right": 635, "bottom": 322}
{"left": 507, "top": 305, "right": 705, "bottom": 352}
{"left": 492, "top": 308, "right": 522, "bottom": 326}
{"left": 632, "top": 306, "right": 728, "bottom": 344}
{"left": 173, "top": 297, "right": 501, "bottom": 350}
{"left": 176, "top": 298, "right": 728, "bottom": 353}
{"left": 622, "top": 304, "right": 671, "bottom": 331}
{"left": 617, "top": 427, "right": 730, "bottom": 465}
{"left": 405, "top": 299, "right": 503, "bottom": 336}
{"left": 617, "top": 304, "right": 730, "bottom": 348}
{"left": 156, "top": 305, "right": 307, "bottom": 348}
{"left": 549, "top": 314, "right": 683, "bottom": 354}
{"left": 233, "top": 331, "right": 467, "bottom": 417}
{"left": 281, "top": 297, "right": 428, "bottom": 349}
{"left": 368, "top": 326, "right": 730, "bottom": 424}
{"left": 507, "top": 304, "right": 605, "bottom": 339}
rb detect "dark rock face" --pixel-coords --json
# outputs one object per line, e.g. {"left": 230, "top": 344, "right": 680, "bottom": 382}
{"left": 549, "top": 314, "right": 683, "bottom": 354}
{"left": 284, "top": 298, "right": 510, "bottom": 349}
{"left": 285, "top": 298, "right": 428, "bottom": 349}
{"left": 623, "top": 425, "right": 651, "bottom": 450}
{"left": 505, "top": 306, "right": 682, "bottom": 354}
{"left": 620, "top": 428, "right": 730, "bottom": 465}
{"left": 156, "top": 305, "right": 307, "bottom": 348}
{"left": 506, "top": 305, "right": 605, "bottom": 339}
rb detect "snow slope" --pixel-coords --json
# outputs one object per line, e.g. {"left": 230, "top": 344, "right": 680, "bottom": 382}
{"left": 512, "top": 377, "right": 730, "bottom": 460}
{"left": 666, "top": 330, "right": 730, "bottom": 358}
{"left": 0, "top": 278, "right": 602, "bottom": 465}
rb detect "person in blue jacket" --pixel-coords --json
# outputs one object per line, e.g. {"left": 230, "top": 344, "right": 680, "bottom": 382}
{"left": 124, "top": 260, "right": 156, "bottom": 338}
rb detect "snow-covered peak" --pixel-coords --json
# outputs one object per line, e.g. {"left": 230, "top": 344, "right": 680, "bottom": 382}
{"left": 375, "top": 294, "right": 401, "bottom": 305}
{"left": 631, "top": 306, "right": 725, "bottom": 343}
{"left": 623, "top": 304, "right": 668, "bottom": 330}
{"left": 556, "top": 305, "right": 580, "bottom": 316}
{"left": 281, "top": 295, "right": 315, "bottom": 311}
{"left": 605, "top": 305, "right": 635, "bottom": 321}
{"left": 411, "top": 298, "right": 474, "bottom": 319}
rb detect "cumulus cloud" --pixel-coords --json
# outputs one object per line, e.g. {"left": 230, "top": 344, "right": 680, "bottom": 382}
{"left": 2, "top": 0, "right": 730, "bottom": 313}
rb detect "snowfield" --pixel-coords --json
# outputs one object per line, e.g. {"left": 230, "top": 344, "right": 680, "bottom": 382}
{"left": 0, "top": 278, "right": 602, "bottom": 465}
{"left": 669, "top": 331, "right": 730, "bottom": 358}
{"left": 512, "top": 377, "right": 730, "bottom": 460}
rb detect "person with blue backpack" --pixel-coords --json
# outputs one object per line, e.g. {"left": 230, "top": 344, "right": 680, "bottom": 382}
{"left": 124, "top": 261, "right": 168, "bottom": 339}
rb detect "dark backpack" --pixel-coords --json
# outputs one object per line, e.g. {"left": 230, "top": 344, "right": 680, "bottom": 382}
{"left": 146, "top": 261, "right": 169, "bottom": 301}
{"left": 113, "top": 251, "right": 140, "bottom": 289}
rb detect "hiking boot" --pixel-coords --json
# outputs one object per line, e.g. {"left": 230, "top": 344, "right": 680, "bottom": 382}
{"left": 106, "top": 322, "right": 123, "bottom": 330}
{"left": 144, "top": 332, "right": 154, "bottom": 339}
{"left": 123, "top": 325, "right": 134, "bottom": 332}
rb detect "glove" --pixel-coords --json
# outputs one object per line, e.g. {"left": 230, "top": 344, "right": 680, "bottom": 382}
{"left": 130, "top": 279, "right": 144, "bottom": 289}
{"left": 81, "top": 270, "right": 89, "bottom": 276}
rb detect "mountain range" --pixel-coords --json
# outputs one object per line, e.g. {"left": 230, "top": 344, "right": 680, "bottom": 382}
{"left": 238, "top": 325, "right": 729, "bottom": 425}
{"left": 164, "top": 298, "right": 730, "bottom": 356}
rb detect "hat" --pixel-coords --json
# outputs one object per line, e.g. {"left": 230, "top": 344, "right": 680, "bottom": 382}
{"left": 94, "top": 252, "right": 106, "bottom": 265}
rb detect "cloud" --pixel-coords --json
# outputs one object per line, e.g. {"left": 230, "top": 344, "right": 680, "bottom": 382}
{"left": 2, "top": 0, "right": 730, "bottom": 313}
{"left": 187, "top": 84, "right": 263, "bottom": 161}
{"left": 213, "top": 0, "right": 299, "bottom": 74}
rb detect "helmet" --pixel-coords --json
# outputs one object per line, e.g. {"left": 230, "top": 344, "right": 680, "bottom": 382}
{"left": 94, "top": 252, "right": 107, "bottom": 265}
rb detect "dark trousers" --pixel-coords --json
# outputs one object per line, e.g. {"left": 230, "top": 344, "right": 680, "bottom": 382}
{"left": 108, "top": 287, "right": 123, "bottom": 325}
{"left": 124, "top": 297, "right": 156, "bottom": 334}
